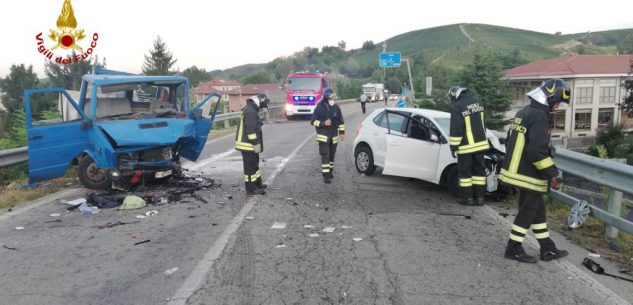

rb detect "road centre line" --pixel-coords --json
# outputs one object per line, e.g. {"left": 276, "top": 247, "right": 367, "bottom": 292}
{"left": 168, "top": 132, "right": 315, "bottom": 305}
{"left": 481, "top": 205, "right": 630, "bottom": 305}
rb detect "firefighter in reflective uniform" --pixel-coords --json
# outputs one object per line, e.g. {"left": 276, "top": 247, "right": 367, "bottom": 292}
{"left": 448, "top": 86, "right": 489, "bottom": 206}
{"left": 499, "top": 79, "right": 570, "bottom": 263}
{"left": 235, "top": 94, "right": 269, "bottom": 195}
{"left": 311, "top": 88, "right": 345, "bottom": 184}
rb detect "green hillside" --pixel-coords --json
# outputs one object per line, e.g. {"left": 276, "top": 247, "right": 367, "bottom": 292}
{"left": 213, "top": 23, "right": 632, "bottom": 97}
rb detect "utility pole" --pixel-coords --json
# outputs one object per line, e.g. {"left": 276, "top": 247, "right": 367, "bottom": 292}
{"left": 382, "top": 41, "right": 387, "bottom": 81}
{"left": 402, "top": 58, "right": 414, "bottom": 100}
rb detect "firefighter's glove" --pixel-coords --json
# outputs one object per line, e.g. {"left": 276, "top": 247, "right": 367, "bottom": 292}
{"left": 451, "top": 150, "right": 457, "bottom": 159}
{"left": 550, "top": 176, "right": 564, "bottom": 190}
{"left": 253, "top": 144, "right": 262, "bottom": 154}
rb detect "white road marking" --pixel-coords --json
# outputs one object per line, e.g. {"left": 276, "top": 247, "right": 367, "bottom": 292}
{"left": 184, "top": 149, "right": 236, "bottom": 171}
{"left": 168, "top": 133, "right": 315, "bottom": 305}
{"left": 481, "top": 205, "right": 630, "bottom": 305}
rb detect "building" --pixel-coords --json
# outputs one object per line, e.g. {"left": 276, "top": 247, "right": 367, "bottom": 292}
{"left": 225, "top": 84, "right": 283, "bottom": 112}
{"left": 505, "top": 55, "right": 633, "bottom": 139}
{"left": 191, "top": 79, "right": 243, "bottom": 105}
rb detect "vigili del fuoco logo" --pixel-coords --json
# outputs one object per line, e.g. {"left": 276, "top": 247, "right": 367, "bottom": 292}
{"left": 35, "top": 0, "right": 99, "bottom": 64}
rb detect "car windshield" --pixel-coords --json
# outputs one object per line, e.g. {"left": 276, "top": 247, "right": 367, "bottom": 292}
{"left": 85, "top": 82, "right": 187, "bottom": 121}
{"left": 434, "top": 117, "right": 450, "bottom": 134}
{"left": 287, "top": 77, "right": 321, "bottom": 91}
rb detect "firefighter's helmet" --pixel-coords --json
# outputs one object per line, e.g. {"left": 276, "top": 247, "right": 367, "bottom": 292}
{"left": 247, "top": 95, "right": 263, "bottom": 108}
{"left": 257, "top": 93, "right": 269, "bottom": 108}
{"left": 540, "top": 79, "right": 571, "bottom": 106}
{"left": 447, "top": 86, "right": 467, "bottom": 103}
{"left": 323, "top": 88, "right": 336, "bottom": 101}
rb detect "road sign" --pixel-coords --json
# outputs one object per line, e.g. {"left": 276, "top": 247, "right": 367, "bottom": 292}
{"left": 402, "top": 87, "right": 409, "bottom": 95}
{"left": 426, "top": 77, "right": 432, "bottom": 97}
{"left": 379, "top": 52, "right": 401, "bottom": 68}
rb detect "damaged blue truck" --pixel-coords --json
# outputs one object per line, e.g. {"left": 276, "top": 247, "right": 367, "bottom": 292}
{"left": 24, "top": 68, "right": 221, "bottom": 189}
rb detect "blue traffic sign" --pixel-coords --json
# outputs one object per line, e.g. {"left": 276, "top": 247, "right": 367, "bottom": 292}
{"left": 379, "top": 52, "right": 401, "bottom": 68}
{"left": 402, "top": 87, "right": 409, "bottom": 94}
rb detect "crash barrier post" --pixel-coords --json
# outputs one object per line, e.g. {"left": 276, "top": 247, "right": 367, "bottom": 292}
{"left": 552, "top": 146, "right": 633, "bottom": 237}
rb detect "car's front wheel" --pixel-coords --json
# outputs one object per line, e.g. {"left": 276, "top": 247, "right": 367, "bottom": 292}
{"left": 446, "top": 165, "right": 460, "bottom": 197}
{"left": 354, "top": 146, "right": 376, "bottom": 176}
{"left": 78, "top": 156, "right": 111, "bottom": 190}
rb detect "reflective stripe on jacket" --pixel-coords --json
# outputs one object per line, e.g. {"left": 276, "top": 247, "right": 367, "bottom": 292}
{"left": 235, "top": 102, "right": 263, "bottom": 152}
{"left": 449, "top": 93, "right": 489, "bottom": 154}
{"left": 499, "top": 100, "right": 558, "bottom": 193}
{"left": 310, "top": 101, "right": 345, "bottom": 143}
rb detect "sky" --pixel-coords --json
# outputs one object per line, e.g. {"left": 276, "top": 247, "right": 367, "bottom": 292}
{"left": 1, "top": 0, "right": 632, "bottom": 78}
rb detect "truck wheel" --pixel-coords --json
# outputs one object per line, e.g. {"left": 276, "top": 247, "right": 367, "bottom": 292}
{"left": 78, "top": 157, "right": 111, "bottom": 190}
{"left": 355, "top": 146, "right": 376, "bottom": 176}
{"left": 447, "top": 166, "right": 460, "bottom": 197}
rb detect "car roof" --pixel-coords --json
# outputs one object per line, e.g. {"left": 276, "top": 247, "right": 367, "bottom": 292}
{"left": 83, "top": 74, "right": 188, "bottom": 86}
{"left": 374, "top": 107, "right": 450, "bottom": 119}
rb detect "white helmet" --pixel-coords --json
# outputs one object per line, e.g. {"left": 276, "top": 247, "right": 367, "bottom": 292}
{"left": 247, "top": 95, "right": 261, "bottom": 108}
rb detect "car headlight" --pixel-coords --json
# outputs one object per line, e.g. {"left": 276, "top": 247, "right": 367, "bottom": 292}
{"left": 286, "top": 104, "right": 293, "bottom": 111}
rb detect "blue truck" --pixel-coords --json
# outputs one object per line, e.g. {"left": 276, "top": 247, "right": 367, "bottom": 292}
{"left": 24, "top": 68, "right": 220, "bottom": 189}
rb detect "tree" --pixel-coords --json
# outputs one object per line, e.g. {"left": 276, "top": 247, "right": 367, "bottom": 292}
{"left": 242, "top": 71, "right": 274, "bottom": 85}
{"left": 492, "top": 49, "right": 529, "bottom": 70}
{"left": 621, "top": 61, "right": 633, "bottom": 116}
{"left": 183, "top": 66, "right": 212, "bottom": 87}
{"left": 338, "top": 40, "right": 347, "bottom": 50}
{"left": 1, "top": 64, "right": 39, "bottom": 114}
{"left": 362, "top": 40, "right": 375, "bottom": 50}
{"left": 142, "top": 36, "right": 177, "bottom": 75}
{"left": 618, "top": 35, "right": 633, "bottom": 54}
{"left": 458, "top": 52, "right": 513, "bottom": 130}
{"left": 45, "top": 53, "right": 106, "bottom": 90}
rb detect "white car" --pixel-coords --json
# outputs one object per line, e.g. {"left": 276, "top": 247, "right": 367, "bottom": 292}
{"left": 352, "top": 108, "right": 504, "bottom": 195}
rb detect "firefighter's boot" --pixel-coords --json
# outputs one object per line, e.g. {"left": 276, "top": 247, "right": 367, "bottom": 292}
{"left": 504, "top": 240, "right": 537, "bottom": 263}
{"left": 539, "top": 238, "right": 569, "bottom": 261}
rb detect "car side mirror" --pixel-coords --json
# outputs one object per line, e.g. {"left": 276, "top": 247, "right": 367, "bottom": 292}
{"left": 430, "top": 134, "right": 439, "bottom": 143}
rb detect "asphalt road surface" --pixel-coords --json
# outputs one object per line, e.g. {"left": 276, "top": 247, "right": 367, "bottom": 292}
{"left": 1, "top": 101, "right": 632, "bottom": 305}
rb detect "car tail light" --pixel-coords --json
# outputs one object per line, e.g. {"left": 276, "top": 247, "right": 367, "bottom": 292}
{"left": 356, "top": 123, "right": 363, "bottom": 136}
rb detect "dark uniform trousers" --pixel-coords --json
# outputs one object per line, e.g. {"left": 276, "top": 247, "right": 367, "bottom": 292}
{"left": 241, "top": 151, "right": 262, "bottom": 192}
{"left": 508, "top": 190, "right": 552, "bottom": 249}
{"left": 457, "top": 152, "right": 486, "bottom": 199}
{"left": 319, "top": 141, "right": 337, "bottom": 177}
{"left": 360, "top": 102, "right": 366, "bottom": 114}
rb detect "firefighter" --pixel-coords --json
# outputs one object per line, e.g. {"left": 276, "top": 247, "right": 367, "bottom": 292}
{"left": 499, "top": 79, "right": 570, "bottom": 263}
{"left": 448, "top": 86, "right": 489, "bottom": 206}
{"left": 235, "top": 94, "right": 269, "bottom": 195}
{"left": 311, "top": 88, "right": 345, "bottom": 184}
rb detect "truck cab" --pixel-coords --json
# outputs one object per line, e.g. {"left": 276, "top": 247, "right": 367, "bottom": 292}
{"left": 284, "top": 72, "right": 329, "bottom": 119}
{"left": 24, "top": 68, "right": 221, "bottom": 189}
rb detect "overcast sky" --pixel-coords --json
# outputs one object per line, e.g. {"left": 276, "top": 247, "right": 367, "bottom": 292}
{"left": 1, "top": 0, "right": 632, "bottom": 78}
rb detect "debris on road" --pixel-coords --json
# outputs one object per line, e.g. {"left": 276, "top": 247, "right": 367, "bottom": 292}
{"left": 164, "top": 267, "right": 179, "bottom": 276}
{"left": 582, "top": 258, "right": 633, "bottom": 283}
{"left": 308, "top": 233, "right": 319, "bottom": 238}
{"left": 134, "top": 239, "right": 151, "bottom": 246}
{"left": 145, "top": 210, "right": 159, "bottom": 216}
{"left": 438, "top": 212, "right": 472, "bottom": 219}
{"left": 321, "top": 227, "right": 336, "bottom": 233}
{"left": 353, "top": 237, "right": 363, "bottom": 242}
{"left": 15, "top": 226, "right": 24, "bottom": 230}
{"left": 78, "top": 203, "right": 100, "bottom": 215}
{"left": 136, "top": 215, "right": 146, "bottom": 219}
{"left": 271, "top": 222, "right": 287, "bottom": 229}
{"left": 245, "top": 216, "right": 255, "bottom": 220}
{"left": 93, "top": 221, "right": 140, "bottom": 229}
{"left": 587, "top": 253, "right": 601, "bottom": 258}
{"left": 50, "top": 213, "right": 61, "bottom": 217}
{"left": 3, "top": 245, "right": 17, "bottom": 250}
{"left": 61, "top": 198, "right": 87, "bottom": 206}
{"left": 498, "top": 212, "right": 510, "bottom": 218}
{"left": 303, "top": 225, "right": 315, "bottom": 229}
{"left": 119, "top": 196, "right": 146, "bottom": 210}
{"left": 341, "top": 225, "right": 352, "bottom": 229}
{"left": 275, "top": 244, "right": 286, "bottom": 248}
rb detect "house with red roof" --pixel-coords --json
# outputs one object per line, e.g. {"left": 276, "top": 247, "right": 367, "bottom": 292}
{"left": 224, "top": 83, "right": 283, "bottom": 112}
{"left": 505, "top": 55, "right": 633, "bottom": 138}
{"left": 191, "top": 79, "right": 243, "bottom": 106}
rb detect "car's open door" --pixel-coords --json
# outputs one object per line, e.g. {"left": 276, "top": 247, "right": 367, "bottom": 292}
{"left": 179, "top": 93, "right": 222, "bottom": 161}
{"left": 382, "top": 112, "right": 441, "bottom": 181}
{"left": 24, "top": 88, "right": 90, "bottom": 184}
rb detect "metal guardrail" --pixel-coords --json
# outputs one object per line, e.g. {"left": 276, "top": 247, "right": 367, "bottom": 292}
{"left": 551, "top": 146, "right": 633, "bottom": 237}
{"left": 0, "top": 147, "right": 28, "bottom": 168}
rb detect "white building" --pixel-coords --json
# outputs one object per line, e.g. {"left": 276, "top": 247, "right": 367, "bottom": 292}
{"left": 505, "top": 55, "right": 633, "bottom": 139}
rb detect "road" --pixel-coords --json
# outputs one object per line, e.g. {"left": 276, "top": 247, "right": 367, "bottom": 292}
{"left": 1, "top": 101, "right": 632, "bottom": 305}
